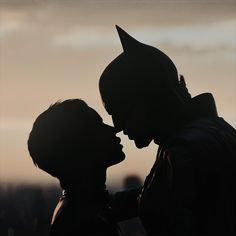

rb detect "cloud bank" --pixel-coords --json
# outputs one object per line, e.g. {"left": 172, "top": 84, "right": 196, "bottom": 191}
{"left": 52, "top": 20, "right": 236, "bottom": 52}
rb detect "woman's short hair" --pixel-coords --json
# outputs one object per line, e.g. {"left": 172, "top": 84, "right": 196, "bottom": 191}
{"left": 27, "top": 99, "right": 95, "bottom": 177}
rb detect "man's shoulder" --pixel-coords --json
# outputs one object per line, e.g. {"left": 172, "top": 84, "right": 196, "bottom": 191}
{"left": 169, "top": 117, "right": 236, "bottom": 148}
{"left": 164, "top": 117, "right": 236, "bottom": 168}
{"left": 157, "top": 117, "right": 236, "bottom": 178}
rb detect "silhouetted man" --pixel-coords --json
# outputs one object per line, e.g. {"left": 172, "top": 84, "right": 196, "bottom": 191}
{"left": 99, "top": 26, "right": 236, "bottom": 236}
{"left": 28, "top": 99, "right": 129, "bottom": 236}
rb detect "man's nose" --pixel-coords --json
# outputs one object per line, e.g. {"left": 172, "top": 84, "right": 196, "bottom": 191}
{"left": 112, "top": 115, "right": 123, "bottom": 133}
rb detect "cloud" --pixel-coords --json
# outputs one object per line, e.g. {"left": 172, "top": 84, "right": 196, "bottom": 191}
{"left": 135, "top": 20, "right": 236, "bottom": 51}
{"left": 52, "top": 27, "right": 117, "bottom": 49}
{"left": 52, "top": 20, "right": 236, "bottom": 52}
{"left": 0, "top": 10, "right": 32, "bottom": 39}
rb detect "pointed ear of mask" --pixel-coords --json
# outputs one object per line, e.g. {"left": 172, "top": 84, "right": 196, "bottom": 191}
{"left": 116, "top": 25, "right": 142, "bottom": 53}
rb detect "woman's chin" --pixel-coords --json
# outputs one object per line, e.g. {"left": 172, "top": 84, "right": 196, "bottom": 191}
{"left": 108, "top": 151, "right": 125, "bottom": 167}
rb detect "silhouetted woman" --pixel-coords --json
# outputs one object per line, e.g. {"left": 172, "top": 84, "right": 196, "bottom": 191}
{"left": 27, "top": 99, "right": 126, "bottom": 236}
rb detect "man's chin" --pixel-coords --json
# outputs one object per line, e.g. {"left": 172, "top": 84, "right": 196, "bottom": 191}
{"left": 134, "top": 138, "right": 152, "bottom": 149}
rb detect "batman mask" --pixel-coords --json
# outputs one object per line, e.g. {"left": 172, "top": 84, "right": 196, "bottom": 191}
{"left": 99, "top": 26, "right": 182, "bottom": 112}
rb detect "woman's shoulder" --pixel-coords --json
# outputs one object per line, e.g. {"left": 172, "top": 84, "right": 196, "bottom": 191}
{"left": 50, "top": 197, "right": 120, "bottom": 236}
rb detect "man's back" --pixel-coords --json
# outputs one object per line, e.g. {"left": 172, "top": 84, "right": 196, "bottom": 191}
{"left": 139, "top": 116, "right": 236, "bottom": 236}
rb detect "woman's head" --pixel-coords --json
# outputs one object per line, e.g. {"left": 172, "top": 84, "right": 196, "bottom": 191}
{"left": 27, "top": 99, "right": 125, "bottom": 181}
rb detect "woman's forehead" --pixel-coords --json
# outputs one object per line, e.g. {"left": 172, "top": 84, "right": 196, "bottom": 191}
{"left": 87, "top": 107, "right": 103, "bottom": 123}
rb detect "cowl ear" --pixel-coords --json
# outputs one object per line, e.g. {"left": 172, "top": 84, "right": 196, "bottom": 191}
{"left": 116, "top": 25, "right": 142, "bottom": 53}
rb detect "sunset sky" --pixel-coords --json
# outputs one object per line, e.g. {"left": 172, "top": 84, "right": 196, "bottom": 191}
{"left": 0, "top": 0, "right": 235, "bottom": 187}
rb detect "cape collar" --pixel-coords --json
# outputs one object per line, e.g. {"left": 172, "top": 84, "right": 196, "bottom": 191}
{"left": 187, "top": 93, "right": 218, "bottom": 122}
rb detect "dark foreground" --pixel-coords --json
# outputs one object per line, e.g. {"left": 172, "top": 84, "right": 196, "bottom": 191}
{"left": 0, "top": 177, "right": 146, "bottom": 236}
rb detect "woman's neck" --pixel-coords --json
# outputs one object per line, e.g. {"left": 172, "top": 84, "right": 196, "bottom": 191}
{"left": 62, "top": 183, "right": 108, "bottom": 204}
{"left": 59, "top": 172, "right": 107, "bottom": 203}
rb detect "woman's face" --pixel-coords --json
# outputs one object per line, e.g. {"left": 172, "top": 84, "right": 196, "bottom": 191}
{"left": 84, "top": 107, "right": 125, "bottom": 168}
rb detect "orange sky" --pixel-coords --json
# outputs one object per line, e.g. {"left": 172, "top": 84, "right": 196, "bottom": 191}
{"left": 0, "top": 0, "right": 235, "bottom": 186}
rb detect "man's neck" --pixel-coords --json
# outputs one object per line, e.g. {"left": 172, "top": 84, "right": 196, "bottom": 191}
{"left": 153, "top": 93, "right": 218, "bottom": 145}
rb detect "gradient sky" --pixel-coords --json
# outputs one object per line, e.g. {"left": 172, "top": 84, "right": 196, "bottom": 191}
{"left": 0, "top": 0, "right": 236, "bottom": 187}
